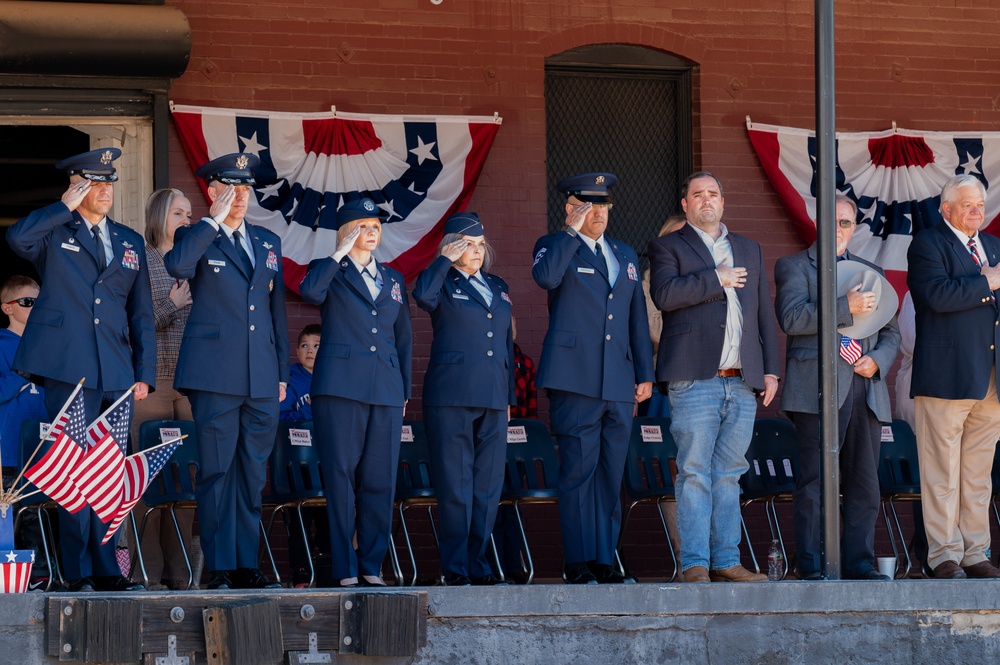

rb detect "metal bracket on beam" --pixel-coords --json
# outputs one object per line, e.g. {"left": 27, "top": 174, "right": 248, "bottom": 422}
{"left": 287, "top": 632, "right": 333, "bottom": 664}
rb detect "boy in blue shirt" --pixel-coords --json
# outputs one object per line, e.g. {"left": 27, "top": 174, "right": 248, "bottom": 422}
{"left": 279, "top": 324, "right": 327, "bottom": 585}
{"left": 0, "top": 276, "right": 51, "bottom": 589}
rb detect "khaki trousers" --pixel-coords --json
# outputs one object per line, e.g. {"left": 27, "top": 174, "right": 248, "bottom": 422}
{"left": 915, "top": 371, "right": 1000, "bottom": 570}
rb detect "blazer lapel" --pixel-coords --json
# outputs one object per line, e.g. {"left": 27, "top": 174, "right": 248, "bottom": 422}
{"left": 450, "top": 268, "right": 489, "bottom": 309}
{"left": 73, "top": 216, "right": 100, "bottom": 267}
{"left": 677, "top": 225, "right": 716, "bottom": 270}
{"left": 216, "top": 230, "right": 250, "bottom": 279}
{"left": 345, "top": 261, "right": 377, "bottom": 305}
{"left": 575, "top": 237, "right": 608, "bottom": 281}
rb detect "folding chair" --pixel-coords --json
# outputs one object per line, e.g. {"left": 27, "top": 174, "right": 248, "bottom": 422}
{"left": 877, "top": 419, "right": 922, "bottom": 579}
{"left": 393, "top": 420, "right": 438, "bottom": 586}
{"left": 133, "top": 419, "right": 199, "bottom": 589}
{"left": 740, "top": 417, "right": 799, "bottom": 578}
{"left": 14, "top": 418, "right": 64, "bottom": 590}
{"left": 501, "top": 418, "right": 559, "bottom": 585}
{"left": 618, "top": 416, "right": 679, "bottom": 581}
{"left": 265, "top": 421, "right": 325, "bottom": 588}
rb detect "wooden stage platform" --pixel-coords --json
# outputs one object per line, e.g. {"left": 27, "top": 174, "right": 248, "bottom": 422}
{"left": 5, "top": 579, "right": 1000, "bottom": 664}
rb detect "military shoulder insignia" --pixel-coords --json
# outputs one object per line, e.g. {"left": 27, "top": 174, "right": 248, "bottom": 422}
{"left": 533, "top": 247, "right": 546, "bottom": 266}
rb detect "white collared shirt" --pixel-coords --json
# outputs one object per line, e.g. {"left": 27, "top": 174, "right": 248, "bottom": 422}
{"left": 577, "top": 233, "right": 620, "bottom": 285}
{"left": 218, "top": 221, "right": 255, "bottom": 268}
{"left": 943, "top": 218, "right": 989, "bottom": 267}
{"left": 349, "top": 255, "right": 382, "bottom": 299}
{"left": 689, "top": 222, "right": 744, "bottom": 370}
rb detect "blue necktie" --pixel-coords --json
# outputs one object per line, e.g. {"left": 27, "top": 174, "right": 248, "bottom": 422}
{"left": 232, "top": 230, "right": 254, "bottom": 276}
{"left": 594, "top": 242, "right": 609, "bottom": 280}
{"left": 92, "top": 226, "right": 107, "bottom": 271}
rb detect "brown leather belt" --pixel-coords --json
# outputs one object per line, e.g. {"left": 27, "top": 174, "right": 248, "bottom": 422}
{"left": 716, "top": 368, "right": 742, "bottom": 378}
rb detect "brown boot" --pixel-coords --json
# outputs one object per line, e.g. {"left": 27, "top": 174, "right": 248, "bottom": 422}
{"left": 709, "top": 565, "right": 767, "bottom": 582}
{"left": 682, "top": 566, "right": 710, "bottom": 583}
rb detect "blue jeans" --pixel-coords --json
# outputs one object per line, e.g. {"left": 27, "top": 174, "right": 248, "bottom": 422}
{"left": 668, "top": 376, "right": 756, "bottom": 572}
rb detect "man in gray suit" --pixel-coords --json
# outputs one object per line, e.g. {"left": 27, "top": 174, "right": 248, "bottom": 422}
{"left": 774, "top": 194, "right": 900, "bottom": 580}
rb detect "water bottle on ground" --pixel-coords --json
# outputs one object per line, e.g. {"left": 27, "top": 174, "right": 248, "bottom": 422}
{"left": 767, "top": 539, "right": 785, "bottom": 581}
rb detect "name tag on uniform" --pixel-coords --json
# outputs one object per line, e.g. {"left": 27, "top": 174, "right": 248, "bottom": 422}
{"left": 577, "top": 267, "right": 595, "bottom": 274}
{"left": 61, "top": 242, "right": 80, "bottom": 252}
{"left": 208, "top": 259, "right": 226, "bottom": 267}
{"left": 452, "top": 293, "right": 469, "bottom": 300}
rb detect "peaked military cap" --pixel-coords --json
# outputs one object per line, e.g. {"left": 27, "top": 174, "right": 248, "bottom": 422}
{"left": 55, "top": 148, "right": 122, "bottom": 182}
{"left": 195, "top": 152, "right": 260, "bottom": 185}
{"left": 556, "top": 172, "right": 618, "bottom": 203}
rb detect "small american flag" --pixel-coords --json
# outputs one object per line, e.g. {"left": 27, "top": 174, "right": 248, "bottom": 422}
{"left": 70, "top": 397, "right": 131, "bottom": 523}
{"left": 840, "top": 335, "right": 863, "bottom": 365}
{"left": 102, "top": 439, "right": 181, "bottom": 545}
{"left": 23, "top": 390, "right": 88, "bottom": 513}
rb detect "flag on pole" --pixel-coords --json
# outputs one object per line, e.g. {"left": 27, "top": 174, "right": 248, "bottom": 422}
{"left": 747, "top": 121, "right": 1000, "bottom": 296}
{"left": 171, "top": 104, "right": 502, "bottom": 289}
{"left": 70, "top": 394, "right": 131, "bottom": 523}
{"left": 23, "top": 389, "right": 88, "bottom": 513}
{"left": 102, "top": 437, "right": 182, "bottom": 545}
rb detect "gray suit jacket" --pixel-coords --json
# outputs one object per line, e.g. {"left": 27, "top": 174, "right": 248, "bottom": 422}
{"left": 774, "top": 245, "right": 899, "bottom": 422}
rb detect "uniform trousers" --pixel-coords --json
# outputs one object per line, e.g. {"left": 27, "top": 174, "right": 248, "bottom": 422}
{"left": 188, "top": 390, "right": 278, "bottom": 572}
{"left": 425, "top": 405, "right": 506, "bottom": 579}
{"left": 313, "top": 396, "right": 402, "bottom": 580}
{"left": 548, "top": 390, "right": 632, "bottom": 566}
{"left": 44, "top": 379, "right": 131, "bottom": 581}
{"left": 915, "top": 369, "right": 1000, "bottom": 570}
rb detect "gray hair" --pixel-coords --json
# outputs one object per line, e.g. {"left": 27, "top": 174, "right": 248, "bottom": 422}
{"left": 835, "top": 194, "right": 858, "bottom": 220}
{"left": 438, "top": 232, "right": 495, "bottom": 273}
{"left": 940, "top": 174, "right": 986, "bottom": 214}
{"left": 144, "top": 188, "right": 186, "bottom": 248}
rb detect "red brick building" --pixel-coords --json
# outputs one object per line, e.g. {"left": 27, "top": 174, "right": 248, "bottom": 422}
{"left": 1, "top": 0, "right": 997, "bottom": 580}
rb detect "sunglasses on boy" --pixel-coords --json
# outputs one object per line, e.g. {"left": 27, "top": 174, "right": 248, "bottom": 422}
{"left": 4, "top": 297, "right": 35, "bottom": 308}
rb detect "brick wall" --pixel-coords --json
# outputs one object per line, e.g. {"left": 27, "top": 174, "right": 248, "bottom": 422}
{"left": 164, "top": 0, "right": 1000, "bottom": 579}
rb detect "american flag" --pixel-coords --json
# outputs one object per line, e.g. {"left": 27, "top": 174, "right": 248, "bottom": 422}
{"left": 840, "top": 335, "right": 863, "bottom": 365}
{"left": 102, "top": 438, "right": 181, "bottom": 545}
{"left": 748, "top": 121, "right": 1000, "bottom": 298}
{"left": 171, "top": 104, "right": 502, "bottom": 290}
{"left": 23, "top": 390, "right": 88, "bottom": 513}
{"left": 70, "top": 397, "right": 131, "bottom": 523}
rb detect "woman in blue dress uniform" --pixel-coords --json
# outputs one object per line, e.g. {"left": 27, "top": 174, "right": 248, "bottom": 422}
{"left": 299, "top": 198, "right": 412, "bottom": 587}
{"left": 413, "top": 212, "right": 515, "bottom": 586}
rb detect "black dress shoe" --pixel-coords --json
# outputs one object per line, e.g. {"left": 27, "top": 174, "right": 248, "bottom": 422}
{"left": 845, "top": 568, "right": 891, "bottom": 581}
{"left": 95, "top": 575, "right": 145, "bottom": 591}
{"left": 470, "top": 574, "right": 509, "bottom": 586}
{"left": 564, "top": 562, "right": 598, "bottom": 585}
{"left": 588, "top": 562, "right": 636, "bottom": 584}
{"left": 65, "top": 577, "right": 95, "bottom": 592}
{"left": 444, "top": 574, "right": 472, "bottom": 586}
{"left": 206, "top": 570, "right": 232, "bottom": 590}
{"left": 234, "top": 568, "right": 281, "bottom": 589}
{"left": 801, "top": 571, "right": 823, "bottom": 581}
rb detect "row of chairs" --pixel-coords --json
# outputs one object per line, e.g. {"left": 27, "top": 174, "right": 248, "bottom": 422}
{"left": 14, "top": 413, "right": 952, "bottom": 588}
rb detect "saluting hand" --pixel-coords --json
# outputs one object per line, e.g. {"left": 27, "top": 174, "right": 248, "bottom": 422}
{"left": 210, "top": 184, "right": 236, "bottom": 224}
{"left": 61, "top": 181, "right": 91, "bottom": 211}
{"left": 566, "top": 202, "right": 592, "bottom": 233}
{"left": 332, "top": 226, "right": 361, "bottom": 262}
{"left": 441, "top": 238, "right": 470, "bottom": 264}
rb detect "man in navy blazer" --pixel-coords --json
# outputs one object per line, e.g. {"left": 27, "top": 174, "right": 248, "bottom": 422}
{"left": 907, "top": 174, "right": 1000, "bottom": 579}
{"left": 8, "top": 148, "right": 155, "bottom": 592}
{"left": 164, "top": 153, "right": 289, "bottom": 590}
{"left": 532, "top": 172, "right": 654, "bottom": 585}
{"left": 648, "top": 171, "right": 779, "bottom": 583}
{"left": 775, "top": 194, "right": 899, "bottom": 580}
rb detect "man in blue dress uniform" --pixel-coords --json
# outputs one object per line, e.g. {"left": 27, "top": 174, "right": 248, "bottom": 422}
{"left": 164, "top": 153, "right": 289, "bottom": 590}
{"left": 531, "top": 172, "right": 654, "bottom": 584}
{"left": 8, "top": 148, "right": 156, "bottom": 592}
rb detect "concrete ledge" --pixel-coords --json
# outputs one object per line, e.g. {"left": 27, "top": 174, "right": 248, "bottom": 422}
{"left": 4, "top": 582, "right": 1000, "bottom": 664}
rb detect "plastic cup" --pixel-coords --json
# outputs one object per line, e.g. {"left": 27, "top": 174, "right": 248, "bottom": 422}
{"left": 877, "top": 556, "right": 896, "bottom": 579}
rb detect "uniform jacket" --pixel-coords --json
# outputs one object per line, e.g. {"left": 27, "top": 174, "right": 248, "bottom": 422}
{"left": 907, "top": 222, "right": 1000, "bottom": 401}
{"left": 647, "top": 223, "right": 780, "bottom": 392}
{"left": 7, "top": 201, "right": 156, "bottom": 391}
{"left": 413, "top": 255, "right": 516, "bottom": 410}
{"left": 531, "top": 231, "right": 654, "bottom": 402}
{"left": 299, "top": 256, "right": 412, "bottom": 407}
{"left": 164, "top": 219, "right": 289, "bottom": 398}
{"left": 774, "top": 246, "right": 899, "bottom": 421}
{"left": 279, "top": 362, "right": 313, "bottom": 421}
